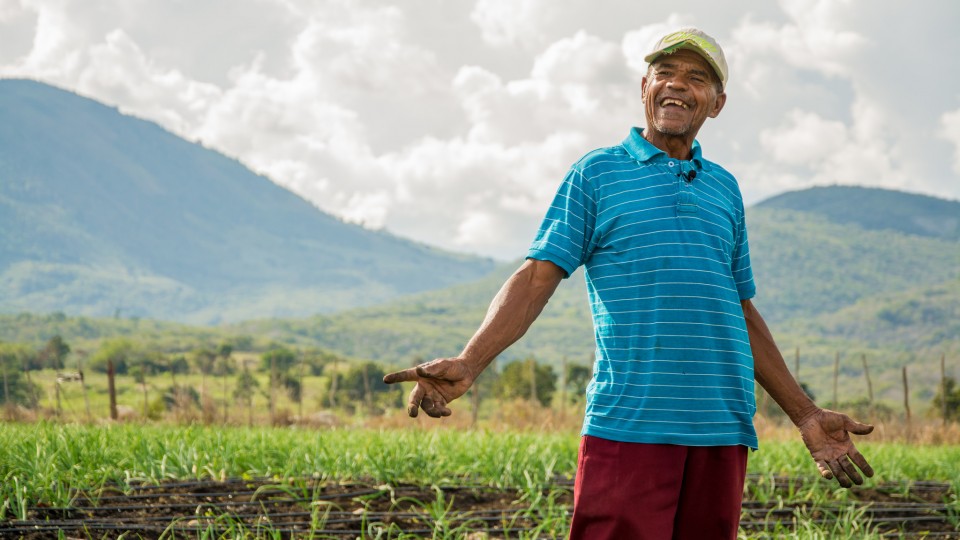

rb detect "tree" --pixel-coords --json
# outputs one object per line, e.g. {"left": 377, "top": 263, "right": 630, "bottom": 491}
{"left": 260, "top": 347, "right": 297, "bottom": 373}
{"left": 192, "top": 348, "right": 218, "bottom": 401}
{"left": 932, "top": 376, "right": 960, "bottom": 422}
{"left": 0, "top": 342, "right": 40, "bottom": 407}
{"left": 339, "top": 361, "right": 401, "bottom": 413}
{"left": 89, "top": 339, "right": 136, "bottom": 374}
{"left": 563, "top": 363, "right": 592, "bottom": 402}
{"left": 496, "top": 357, "right": 557, "bottom": 406}
{"left": 39, "top": 335, "right": 70, "bottom": 370}
{"left": 233, "top": 363, "right": 260, "bottom": 426}
{"left": 216, "top": 343, "right": 234, "bottom": 423}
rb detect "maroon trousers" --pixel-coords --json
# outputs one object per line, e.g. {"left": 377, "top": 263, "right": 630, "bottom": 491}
{"left": 569, "top": 436, "right": 748, "bottom": 540}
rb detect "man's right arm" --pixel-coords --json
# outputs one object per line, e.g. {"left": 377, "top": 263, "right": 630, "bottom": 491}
{"left": 382, "top": 258, "right": 566, "bottom": 418}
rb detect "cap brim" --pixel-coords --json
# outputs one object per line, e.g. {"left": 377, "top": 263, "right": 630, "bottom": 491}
{"left": 644, "top": 43, "right": 725, "bottom": 88}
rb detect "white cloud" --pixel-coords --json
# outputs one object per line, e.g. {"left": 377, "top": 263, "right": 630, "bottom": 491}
{"left": 1, "top": 0, "right": 958, "bottom": 260}
{"left": 760, "top": 109, "right": 848, "bottom": 166}
{"left": 940, "top": 106, "right": 960, "bottom": 175}
{"left": 469, "top": 0, "right": 549, "bottom": 49}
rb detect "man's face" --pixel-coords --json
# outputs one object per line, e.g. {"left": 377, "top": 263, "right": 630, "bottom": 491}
{"left": 641, "top": 48, "right": 726, "bottom": 139}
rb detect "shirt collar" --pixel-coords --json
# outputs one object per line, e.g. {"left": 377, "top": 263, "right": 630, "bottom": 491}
{"left": 621, "top": 127, "right": 711, "bottom": 171}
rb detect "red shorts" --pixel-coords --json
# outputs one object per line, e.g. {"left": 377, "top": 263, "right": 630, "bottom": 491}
{"left": 569, "top": 435, "right": 748, "bottom": 540}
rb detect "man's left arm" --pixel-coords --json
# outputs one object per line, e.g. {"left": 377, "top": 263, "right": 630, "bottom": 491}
{"left": 742, "top": 299, "right": 875, "bottom": 488}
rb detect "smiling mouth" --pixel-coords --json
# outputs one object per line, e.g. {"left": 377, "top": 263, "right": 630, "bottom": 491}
{"left": 660, "top": 98, "right": 689, "bottom": 110}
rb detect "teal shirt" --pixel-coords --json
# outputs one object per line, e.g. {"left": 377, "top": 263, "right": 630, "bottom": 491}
{"left": 527, "top": 127, "right": 758, "bottom": 449}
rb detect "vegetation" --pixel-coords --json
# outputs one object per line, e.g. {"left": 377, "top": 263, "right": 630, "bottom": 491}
{"left": 1, "top": 423, "right": 959, "bottom": 538}
{"left": 0, "top": 79, "right": 494, "bottom": 324}
{"left": 757, "top": 185, "right": 960, "bottom": 241}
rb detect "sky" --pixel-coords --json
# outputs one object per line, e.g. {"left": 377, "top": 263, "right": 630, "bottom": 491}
{"left": 2, "top": 0, "right": 959, "bottom": 260}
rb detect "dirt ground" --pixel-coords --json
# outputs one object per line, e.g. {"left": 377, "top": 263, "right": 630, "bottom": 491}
{"left": 1, "top": 476, "right": 957, "bottom": 539}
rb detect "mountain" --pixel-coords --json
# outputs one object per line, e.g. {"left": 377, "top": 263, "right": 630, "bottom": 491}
{"left": 0, "top": 79, "right": 494, "bottom": 323}
{"left": 230, "top": 188, "right": 960, "bottom": 369}
{"left": 756, "top": 185, "right": 960, "bottom": 241}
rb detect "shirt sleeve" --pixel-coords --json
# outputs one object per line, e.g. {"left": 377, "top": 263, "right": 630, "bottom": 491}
{"left": 731, "top": 208, "right": 756, "bottom": 300}
{"left": 526, "top": 163, "right": 597, "bottom": 278}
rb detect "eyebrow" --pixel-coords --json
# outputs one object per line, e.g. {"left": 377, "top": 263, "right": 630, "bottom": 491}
{"left": 655, "top": 61, "right": 713, "bottom": 80}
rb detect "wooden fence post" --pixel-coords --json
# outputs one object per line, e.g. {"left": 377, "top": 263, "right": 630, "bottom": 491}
{"left": 794, "top": 347, "right": 800, "bottom": 379}
{"left": 221, "top": 366, "right": 229, "bottom": 425}
{"left": 861, "top": 353, "right": 873, "bottom": 403}
{"left": 471, "top": 384, "right": 480, "bottom": 427}
{"left": 942, "top": 353, "right": 948, "bottom": 426}
{"left": 902, "top": 366, "right": 911, "bottom": 440}
{"left": 328, "top": 365, "right": 339, "bottom": 409}
{"left": 362, "top": 363, "right": 373, "bottom": 414}
{"left": 108, "top": 359, "right": 118, "bottom": 421}
{"left": 529, "top": 358, "right": 537, "bottom": 404}
{"left": 2, "top": 361, "right": 9, "bottom": 417}
{"left": 833, "top": 352, "right": 840, "bottom": 407}
{"left": 78, "top": 356, "right": 91, "bottom": 421}
{"left": 298, "top": 352, "right": 306, "bottom": 421}
{"left": 270, "top": 355, "right": 277, "bottom": 425}
{"left": 55, "top": 381, "right": 62, "bottom": 418}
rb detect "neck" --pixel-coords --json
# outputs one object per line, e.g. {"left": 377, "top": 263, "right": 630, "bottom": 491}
{"left": 642, "top": 129, "right": 696, "bottom": 160}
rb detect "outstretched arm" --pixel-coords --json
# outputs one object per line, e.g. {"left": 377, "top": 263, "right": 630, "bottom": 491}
{"left": 742, "top": 299, "right": 875, "bottom": 488}
{"left": 383, "top": 258, "right": 565, "bottom": 418}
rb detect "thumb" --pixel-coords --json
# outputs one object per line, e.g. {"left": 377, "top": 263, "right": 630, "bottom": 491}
{"left": 844, "top": 417, "right": 874, "bottom": 435}
{"left": 416, "top": 359, "right": 450, "bottom": 379}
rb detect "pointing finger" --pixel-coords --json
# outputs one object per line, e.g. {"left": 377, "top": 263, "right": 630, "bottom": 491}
{"left": 384, "top": 367, "right": 421, "bottom": 385}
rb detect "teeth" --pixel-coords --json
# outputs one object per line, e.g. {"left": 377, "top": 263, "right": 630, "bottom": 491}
{"left": 661, "top": 98, "right": 689, "bottom": 109}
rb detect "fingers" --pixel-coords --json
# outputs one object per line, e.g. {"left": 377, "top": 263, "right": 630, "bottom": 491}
{"left": 849, "top": 448, "right": 875, "bottom": 478}
{"left": 419, "top": 396, "right": 452, "bottom": 418}
{"left": 404, "top": 383, "right": 452, "bottom": 419}
{"left": 819, "top": 453, "right": 872, "bottom": 488}
{"left": 815, "top": 460, "right": 834, "bottom": 481}
{"left": 384, "top": 359, "right": 448, "bottom": 385}
{"left": 384, "top": 367, "right": 420, "bottom": 385}
{"left": 844, "top": 417, "right": 875, "bottom": 436}
{"left": 838, "top": 456, "right": 863, "bottom": 486}
{"left": 406, "top": 385, "right": 423, "bottom": 418}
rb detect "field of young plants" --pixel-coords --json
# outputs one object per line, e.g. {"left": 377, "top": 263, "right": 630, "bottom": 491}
{"left": 1, "top": 422, "right": 959, "bottom": 539}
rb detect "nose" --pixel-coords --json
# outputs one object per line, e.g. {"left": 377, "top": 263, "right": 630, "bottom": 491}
{"left": 666, "top": 76, "right": 689, "bottom": 91}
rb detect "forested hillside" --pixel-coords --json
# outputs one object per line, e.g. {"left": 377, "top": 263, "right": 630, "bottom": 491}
{"left": 3, "top": 186, "right": 957, "bottom": 410}
{"left": 0, "top": 79, "right": 494, "bottom": 324}
{"left": 230, "top": 202, "right": 959, "bottom": 364}
{"left": 757, "top": 185, "right": 960, "bottom": 241}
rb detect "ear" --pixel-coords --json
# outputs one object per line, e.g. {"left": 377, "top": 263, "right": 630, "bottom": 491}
{"left": 641, "top": 76, "right": 649, "bottom": 102}
{"left": 709, "top": 91, "right": 726, "bottom": 118}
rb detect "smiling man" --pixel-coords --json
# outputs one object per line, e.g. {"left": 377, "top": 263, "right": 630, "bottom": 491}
{"left": 384, "top": 27, "right": 874, "bottom": 539}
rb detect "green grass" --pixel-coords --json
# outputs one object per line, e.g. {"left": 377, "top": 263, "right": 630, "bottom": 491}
{"left": 1, "top": 422, "right": 958, "bottom": 538}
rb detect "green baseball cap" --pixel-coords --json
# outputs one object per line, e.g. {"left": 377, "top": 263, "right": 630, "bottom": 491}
{"left": 644, "top": 27, "right": 728, "bottom": 89}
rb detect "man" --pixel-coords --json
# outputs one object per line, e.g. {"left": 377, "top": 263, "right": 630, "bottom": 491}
{"left": 384, "top": 27, "right": 873, "bottom": 539}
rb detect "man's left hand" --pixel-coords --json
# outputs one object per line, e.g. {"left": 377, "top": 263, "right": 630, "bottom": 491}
{"left": 798, "top": 409, "right": 874, "bottom": 488}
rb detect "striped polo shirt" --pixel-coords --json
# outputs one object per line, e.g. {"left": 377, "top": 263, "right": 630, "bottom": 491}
{"left": 527, "top": 127, "right": 758, "bottom": 449}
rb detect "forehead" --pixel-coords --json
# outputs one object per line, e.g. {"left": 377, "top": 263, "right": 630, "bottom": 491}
{"left": 650, "top": 49, "right": 716, "bottom": 77}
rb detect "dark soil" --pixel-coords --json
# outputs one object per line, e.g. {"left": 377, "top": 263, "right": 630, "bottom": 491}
{"left": 1, "top": 476, "right": 957, "bottom": 539}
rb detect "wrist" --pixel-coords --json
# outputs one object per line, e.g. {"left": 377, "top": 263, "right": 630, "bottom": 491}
{"left": 791, "top": 405, "right": 822, "bottom": 428}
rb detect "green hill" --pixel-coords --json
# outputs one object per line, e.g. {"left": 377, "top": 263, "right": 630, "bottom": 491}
{"left": 3, "top": 186, "right": 957, "bottom": 411}
{"left": 230, "top": 200, "right": 960, "bottom": 368}
{"left": 756, "top": 185, "right": 960, "bottom": 241}
{"left": 0, "top": 79, "right": 494, "bottom": 323}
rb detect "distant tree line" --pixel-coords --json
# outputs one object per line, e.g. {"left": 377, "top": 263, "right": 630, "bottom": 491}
{"left": 4, "top": 335, "right": 958, "bottom": 427}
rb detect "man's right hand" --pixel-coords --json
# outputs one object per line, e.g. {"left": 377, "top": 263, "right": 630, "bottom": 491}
{"left": 382, "top": 358, "right": 476, "bottom": 418}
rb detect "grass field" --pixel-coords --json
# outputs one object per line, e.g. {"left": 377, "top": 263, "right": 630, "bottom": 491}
{"left": 1, "top": 422, "right": 959, "bottom": 538}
